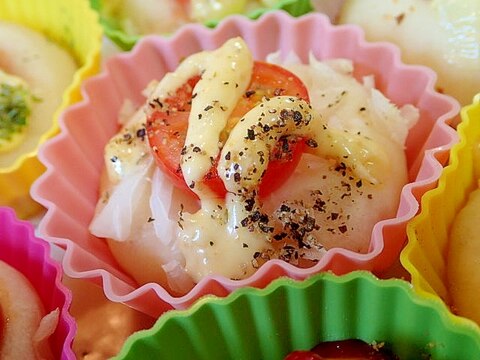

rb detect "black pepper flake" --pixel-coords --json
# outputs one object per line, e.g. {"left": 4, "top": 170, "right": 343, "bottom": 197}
{"left": 250, "top": 211, "right": 261, "bottom": 222}
{"left": 395, "top": 13, "right": 405, "bottom": 25}
{"left": 367, "top": 194, "right": 373, "bottom": 199}
{"left": 246, "top": 129, "right": 255, "bottom": 140}
{"left": 279, "top": 109, "right": 289, "bottom": 120}
{"left": 189, "top": 181, "right": 195, "bottom": 189}
{"left": 242, "top": 243, "right": 248, "bottom": 248}
{"left": 192, "top": 146, "right": 201, "bottom": 153}
{"left": 136, "top": 128, "right": 146, "bottom": 140}
{"left": 198, "top": 114, "right": 203, "bottom": 119}
{"left": 306, "top": 139, "right": 318, "bottom": 148}
{"left": 147, "top": 217, "right": 155, "bottom": 222}
{"left": 359, "top": 107, "right": 366, "bottom": 112}
{"left": 152, "top": 98, "right": 163, "bottom": 108}
{"left": 338, "top": 225, "right": 348, "bottom": 233}
{"left": 356, "top": 180, "right": 363, "bottom": 188}
{"left": 245, "top": 90, "right": 255, "bottom": 98}
{"left": 313, "top": 198, "right": 326, "bottom": 212}
{"left": 331, "top": 212, "right": 339, "bottom": 220}
{"left": 293, "top": 110, "right": 303, "bottom": 124}
{"left": 204, "top": 105, "right": 213, "bottom": 111}
{"left": 244, "top": 198, "right": 255, "bottom": 212}
{"left": 210, "top": 241, "right": 214, "bottom": 246}
{"left": 259, "top": 213, "right": 269, "bottom": 224}
{"left": 253, "top": 252, "right": 261, "bottom": 259}
{"left": 259, "top": 223, "right": 274, "bottom": 233}
{"left": 110, "top": 156, "right": 118, "bottom": 162}
{"left": 225, "top": 151, "right": 231, "bottom": 160}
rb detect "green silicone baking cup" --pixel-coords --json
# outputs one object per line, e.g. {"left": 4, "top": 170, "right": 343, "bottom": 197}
{"left": 115, "top": 271, "right": 480, "bottom": 360}
{"left": 89, "top": 0, "right": 313, "bottom": 50}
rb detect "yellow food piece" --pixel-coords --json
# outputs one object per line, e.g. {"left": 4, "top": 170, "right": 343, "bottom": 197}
{"left": 447, "top": 188, "right": 480, "bottom": 324}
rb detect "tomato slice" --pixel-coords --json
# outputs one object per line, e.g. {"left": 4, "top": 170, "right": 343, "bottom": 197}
{"left": 146, "top": 61, "right": 309, "bottom": 199}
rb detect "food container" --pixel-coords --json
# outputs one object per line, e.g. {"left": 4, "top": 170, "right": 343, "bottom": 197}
{"left": 0, "top": 206, "right": 76, "bottom": 359}
{"left": 115, "top": 271, "right": 480, "bottom": 360}
{"left": 0, "top": 0, "right": 102, "bottom": 218}
{"left": 401, "top": 94, "right": 480, "bottom": 319}
{"left": 89, "top": 0, "right": 313, "bottom": 50}
{"left": 32, "top": 11, "right": 459, "bottom": 317}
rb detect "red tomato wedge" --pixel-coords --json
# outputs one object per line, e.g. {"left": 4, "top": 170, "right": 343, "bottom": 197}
{"left": 146, "top": 61, "right": 310, "bottom": 199}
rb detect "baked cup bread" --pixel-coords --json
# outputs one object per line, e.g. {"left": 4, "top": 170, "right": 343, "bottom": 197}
{"left": 0, "top": 0, "right": 102, "bottom": 218}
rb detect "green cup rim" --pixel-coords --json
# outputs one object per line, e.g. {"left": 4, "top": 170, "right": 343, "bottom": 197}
{"left": 90, "top": 0, "right": 313, "bottom": 50}
{"left": 115, "top": 271, "right": 480, "bottom": 359}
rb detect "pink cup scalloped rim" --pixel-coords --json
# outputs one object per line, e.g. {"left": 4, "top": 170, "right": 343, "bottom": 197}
{"left": 32, "top": 12, "right": 460, "bottom": 317}
{"left": 0, "top": 206, "right": 76, "bottom": 359}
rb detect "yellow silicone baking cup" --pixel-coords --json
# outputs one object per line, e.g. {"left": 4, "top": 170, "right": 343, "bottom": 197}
{"left": 401, "top": 94, "right": 480, "bottom": 320}
{"left": 0, "top": 0, "right": 102, "bottom": 218}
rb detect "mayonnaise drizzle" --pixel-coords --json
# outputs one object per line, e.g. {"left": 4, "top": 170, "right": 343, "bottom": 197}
{"left": 218, "top": 96, "right": 315, "bottom": 193}
{"left": 149, "top": 37, "right": 253, "bottom": 199}
{"left": 219, "top": 95, "right": 388, "bottom": 192}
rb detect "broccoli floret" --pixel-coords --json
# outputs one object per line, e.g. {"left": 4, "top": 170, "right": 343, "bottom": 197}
{"left": 0, "top": 82, "right": 31, "bottom": 141}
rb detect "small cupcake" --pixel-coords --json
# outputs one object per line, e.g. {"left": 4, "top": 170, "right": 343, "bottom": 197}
{"left": 115, "top": 271, "right": 480, "bottom": 359}
{"left": 0, "top": 206, "right": 76, "bottom": 359}
{"left": 401, "top": 94, "right": 480, "bottom": 325}
{"left": 0, "top": 0, "right": 102, "bottom": 219}
{"left": 32, "top": 12, "right": 459, "bottom": 317}
{"left": 90, "top": 0, "right": 313, "bottom": 50}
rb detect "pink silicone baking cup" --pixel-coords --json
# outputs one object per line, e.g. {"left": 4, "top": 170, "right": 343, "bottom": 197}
{"left": 31, "top": 12, "right": 460, "bottom": 317}
{"left": 0, "top": 206, "right": 76, "bottom": 359}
